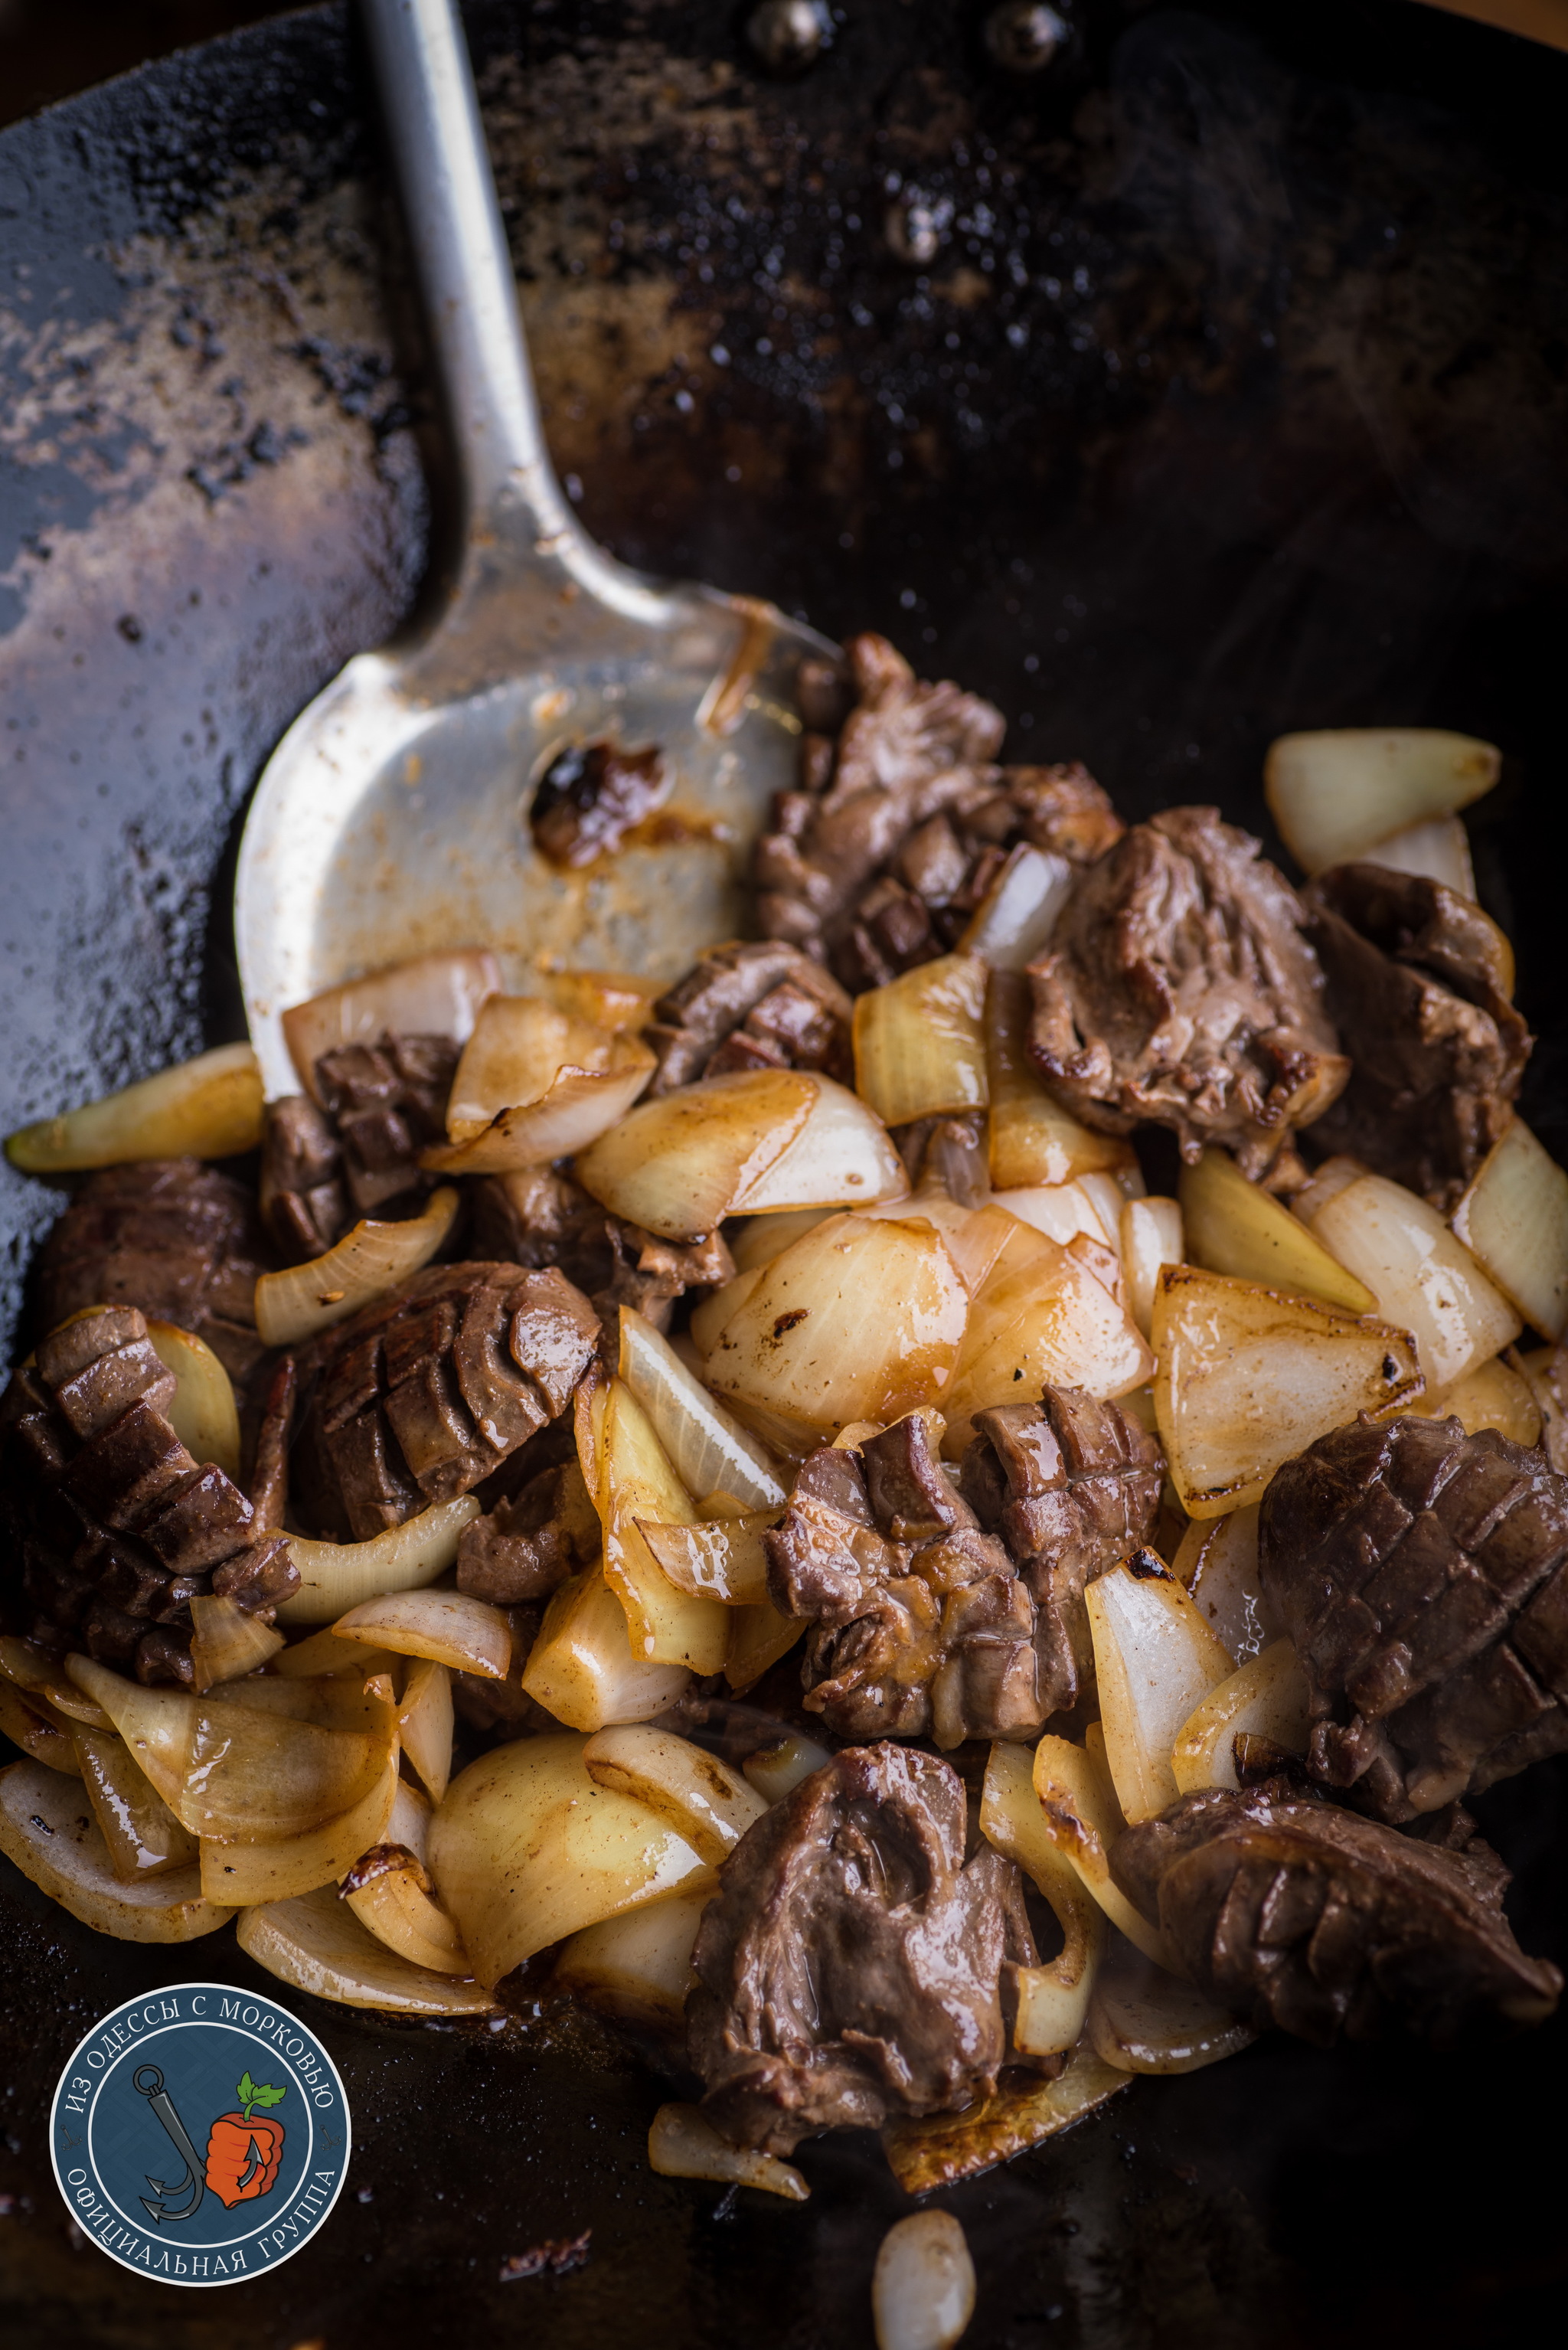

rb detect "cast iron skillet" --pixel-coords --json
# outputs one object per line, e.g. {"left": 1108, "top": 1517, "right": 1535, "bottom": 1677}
{"left": 2, "top": 4, "right": 1566, "bottom": 2342}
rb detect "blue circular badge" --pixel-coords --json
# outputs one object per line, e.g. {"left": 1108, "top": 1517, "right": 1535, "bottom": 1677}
{"left": 48, "top": 1982, "right": 351, "bottom": 2287}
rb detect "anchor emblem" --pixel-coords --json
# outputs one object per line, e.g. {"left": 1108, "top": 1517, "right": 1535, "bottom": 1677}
{"left": 131, "top": 2064, "right": 207, "bottom": 2224}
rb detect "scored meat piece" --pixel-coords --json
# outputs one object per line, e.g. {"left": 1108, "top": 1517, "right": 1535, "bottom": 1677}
{"left": 753, "top": 632, "right": 1121, "bottom": 992}
{"left": 1027, "top": 807, "right": 1349, "bottom": 1182}
{"left": 456, "top": 1453, "right": 601, "bottom": 1606}
{"left": 688, "top": 1743, "right": 1031, "bottom": 2152}
{"left": 960, "top": 1387, "right": 1165, "bottom": 1718}
{"left": 1303, "top": 864, "right": 1531, "bottom": 1211}
{"left": 1112, "top": 1784, "right": 1560, "bottom": 2044}
{"left": 289, "top": 1262, "right": 599, "bottom": 1541}
{"left": 469, "top": 1166, "right": 733, "bottom": 1339}
{"left": 34, "top": 1159, "right": 272, "bottom": 1384}
{"left": 260, "top": 1030, "right": 459, "bottom": 1258}
{"left": 1259, "top": 1414, "right": 1568, "bottom": 1822}
{"left": 529, "top": 739, "right": 668, "bottom": 868}
{"left": 644, "top": 940, "right": 854, "bottom": 1093}
{"left": 0, "top": 1305, "right": 298, "bottom": 1682}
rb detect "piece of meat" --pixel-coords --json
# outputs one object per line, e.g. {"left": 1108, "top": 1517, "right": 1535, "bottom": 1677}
{"left": 959, "top": 1387, "right": 1165, "bottom": 1717}
{"left": 289, "top": 1263, "right": 599, "bottom": 1541}
{"left": 456, "top": 1458, "right": 600, "bottom": 1604}
{"left": 245, "top": 1356, "right": 297, "bottom": 1531}
{"left": 644, "top": 941, "right": 854, "bottom": 1093}
{"left": 764, "top": 1413, "right": 1048, "bottom": 1745}
{"left": 260, "top": 1031, "right": 462, "bottom": 1258}
{"left": 753, "top": 633, "right": 1121, "bottom": 992}
{"left": 468, "top": 1168, "right": 733, "bottom": 1341}
{"left": 1303, "top": 864, "right": 1531, "bottom": 1211}
{"left": 0, "top": 1305, "right": 299, "bottom": 1682}
{"left": 1112, "top": 1784, "right": 1560, "bottom": 2044}
{"left": 259, "top": 1094, "right": 347, "bottom": 1260}
{"left": 529, "top": 740, "right": 668, "bottom": 868}
{"left": 688, "top": 1743, "right": 1027, "bottom": 2151}
{"left": 1027, "top": 807, "right": 1349, "bottom": 1181}
{"left": 34, "top": 1159, "right": 272, "bottom": 1384}
{"left": 1259, "top": 1414, "right": 1568, "bottom": 1822}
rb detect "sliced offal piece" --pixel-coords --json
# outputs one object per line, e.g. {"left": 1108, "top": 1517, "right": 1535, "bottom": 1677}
{"left": 1027, "top": 807, "right": 1348, "bottom": 1182}
{"left": 1264, "top": 727, "right": 1500, "bottom": 877}
{"left": 1259, "top": 1413, "right": 1568, "bottom": 1821}
{"left": 1112, "top": 1784, "right": 1560, "bottom": 2044}
{"left": 645, "top": 939, "right": 853, "bottom": 1093}
{"left": 263, "top": 1031, "right": 462, "bottom": 1256}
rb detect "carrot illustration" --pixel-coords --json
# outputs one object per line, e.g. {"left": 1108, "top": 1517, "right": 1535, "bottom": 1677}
{"left": 203, "top": 2071, "right": 287, "bottom": 2208}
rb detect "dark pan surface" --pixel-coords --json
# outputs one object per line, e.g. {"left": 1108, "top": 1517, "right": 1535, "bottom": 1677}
{"left": 2, "top": 4, "right": 1566, "bottom": 2340}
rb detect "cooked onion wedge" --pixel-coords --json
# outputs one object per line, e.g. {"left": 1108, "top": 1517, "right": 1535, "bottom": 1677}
{"left": 981, "top": 1740, "right": 1106, "bottom": 2056}
{"left": 861, "top": 1190, "right": 1025, "bottom": 1299}
{"left": 1171, "top": 1639, "right": 1310, "bottom": 1794}
{"left": 1305, "top": 1171, "right": 1520, "bottom": 1390}
{"left": 387, "top": 1775, "right": 433, "bottom": 1867}
{"left": 332, "top": 1589, "right": 512, "bottom": 1680}
{"left": 728, "top": 1206, "right": 836, "bottom": 1275}
{"left": 1087, "top": 1930, "right": 1255, "bottom": 2074}
{"left": 1179, "top": 1147, "right": 1374, "bottom": 1313}
{"left": 1030, "top": 1734, "right": 1175, "bottom": 1967}
{"left": 1264, "top": 727, "right": 1500, "bottom": 874}
{"left": 199, "top": 1747, "right": 400, "bottom": 1905}
{"left": 688, "top": 1266, "right": 764, "bottom": 1358}
{"left": 188, "top": 1594, "right": 285, "bottom": 1690}
{"left": 426, "top": 1732, "right": 714, "bottom": 1985}
{"left": 555, "top": 1887, "right": 710, "bottom": 2025}
{"left": 278, "top": 1495, "right": 482, "bottom": 1625}
{"left": 0, "top": 1636, "right": 109, "bottom": 1727}
{"left": 282, "top": 948, "right": 501, "bottom": 1099}
{"left": 397, "top": 1659, "right": 454, "bottom": 1804}
{"left": 648, "top": 2103, "right": 808, "bottom": 2201}
{"left": 617, "top": 1306, "right": 785, "bottom": 1509}
{"left": 599, "top": 1379, "right": 730, "bottom": 1673}
{"left": 253, "top": 1184, "right": 460, "bottom": 1348}
{"left": 734, "top": 1074, "right": 909, "bottom": 1216}
{"left": 1409, "top": 1353, "right": 1541, "bottom": 1446}
{"left": 724, "top": 1594, "right": 807, "bottom": 1692}
{"left": 881, "top": 2042, "right": 1131, "bottom": 2195}
{"left": 873, "top": 2212, "right": 976, "bottom": 2350}
{"left": 271, "top": 1625, "right": 403, "bottom": 1679}
{"left": 851, "top": 953, "right": 989, "bottom": 1128}
{"left": 960, "top": 842, "right": 1076, "bottom": 969}
{"left": 1152, "top": 1264, "right": 1424, "bottom": 1518}
{"left": 5, "top": 1042, "right": 263, "bottom": 1173}
{"left": 1451, "top": 1116, "right": 1568, "bottom": 1344}
{"left": 145, "top": 1321, "right": 242, "bottom": 1482}
{"left": 1363, "top": 812, "right": 1476, "bottom": 897}
{"left": 1171, "top": 1504, "right": 1277, "bottom": 1664}
{"left": 1085, "top": 1559, "right": 1234, "bottom": 1822}
{"left": 573, "top": 1068, "right": 815, "bottom": 1238}
{"left": 582, "top": 1725, "right": 766, "bottom": 1865}
{"left": 1120, "top": 1198, "right": 1184, "bottom": 1338}
{"left": 992, "top": 1178, "right": 1117, "bottom": 1250}
{"left": 71, "top": 1722, "right": 198, "bottom": 1878}
{"left": 742, "top": 1730, "right": 834, "bottom": 1803}
{"left": 237, "top": 1884, "right": 498, "bottom": 2015}
{"left": 0, "top": 1759, "right": 234, "bottom": 1941}
{"left": 521, "top": 1564, "right": 692, "bottom": 1732}
{"left": 424, "top": 1015, "right": 655, "bottom": 1174}
{"left": 985, "top": 969, "right": 1135, "bottom": 1190}
{"left": 342, "top": 1850, "right": 472, "bottom": 1976}
{"left": 637, "top": 1515, "right": 773, "bottom": 1606}
{"left": 0, "top": 1681, "right": 82, "bottom": 1776}
{"left": 942, "top": 1234, "right": 1154, "bottom": 1456}
{"left": 443, "top": 993, "right": 619, "bottom": 1139}
{"left": 534, "top": 969, "right": 662, "bottom": 1031}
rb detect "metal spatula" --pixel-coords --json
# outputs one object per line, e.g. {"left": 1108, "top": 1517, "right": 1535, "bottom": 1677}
{"left": 235, "top": 0, "right": 834, "bottom": 1100}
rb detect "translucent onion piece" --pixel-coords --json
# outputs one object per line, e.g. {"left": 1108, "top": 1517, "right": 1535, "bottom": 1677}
{"left": 237, "top": 1884, "right": 500, "bottom": 2015}
{"left": 1086, "top": 1560, "right": 1235, "bottom": 1822}
{"left": 596, "top": 1379, "right": 730, "bottom": 1672}
{"left": 728, "top": 1207, "right": 836, "bottom": 1275}
{"left": 271, "top": 1625, "right": 404, "bottom": 1679}
{"left": 1363, "top": 812, "right": 1476, "bottom": 898}
{"left": 344, "top": 1857, "right": 472, "bottom": 1976}
{"left": 145, "top": 1320, "right": 243, "bottom": 1482}
{"left": 1031, "top": 1733, "right": 1177, "bottom": 1967}
{"left": 1178, "top": 1147, "right": 1374, "bottom": 1314}
{"left": 282, "top": 948, "right": 501, "bottom": 1101}
{"left": 1120, "top": 1197, "right": 1184, "bottom": 1339}
{"left": 860, "top": 1190, "right": 1024, "bottom": 1299}
{"left": 941, "top": 1234, "right": 1154, "bottom": 1457}
{"left": 1410, "top": 1353, "right": 1542, "bottom": 1447}
{"left": 426, "top": 1732, "right": 714, "bottom": 1985}
{"left": 67, "top": 1656, "right": 193, "bottom": 1812}
{"left": 1289, "top": 1153, "right": 1371, "bottom": 1225}
{"left": 332, "top": 1589, "right": 512, "bottom": 1679}
{"left": 1087, "top": 1930, "right": 1256, "bottom": 2074}
{"left": 0, "top": 1635, "right": 109, "bottom": 1726}
{"left": 0, "top": 1759, "right": 234, "bottom": 1941}
{"left": 199, "top": 1747, "right": 400, "bottom": 1906}
{"left": 618, "top": 1305, "right": 785, "bottom": 1508}
{"left": 729, "top": 1074, "right": 910, "bottom": 1218}
{"left": 5, "top": 1042, "right": 263, "bottom": 1174}
{"left": 688, "top": 1267, "right": 764, "bottom": 1358}
{"left": 253, "top": 1184, "right": 460, "bottom": 1348}
{"left": 554, "top": 1887, "right": 709, "bottom": 2025}
{"left": 423, "top": 1036, "right": 656, "bottom": 1175}
{"left": 443, "top": 993, "right": 617, "bottom": 1139}
{"left": 1264, "top": 727, "right": 1501, "bottom": 875}
{"left": 72, "top": 1722, "right": 198, "bottom": 1879}
{"left": 188, "top": 1593, "right": 285, "bottom": 1691}
{"left": 277, "top": 1495, "right": 482, "bottom": 1625}
{"left": 724, "top": 1595, "right": 807, "bottom": 1692}
{"left": 647, "top": 2103, "right": 808, "bottom": 2201}
{"left": 742, "top": 1729, "right": 834, "bottom": 1803}
{"left": 521, "top": 1565, "right": 692, "bottom": 1733}
{"left": 1152, "top": 1263, "right": 1425, "bottom": 1518}
{"left": 1452, "top": 1117, "right": 1568, "bottom": 1344}
{"left": 1171, "top": 1639, "right": 1310, "bottom": 1794}
{"left": 873, "top": 2211, "right": 976, "bottom": 2350}
{"left": 397, "top": 1658, "right": 454, "bottom": 1805}
{"left": 573, "top": 1067, "right": 817, "bottom": 1240}
{"left": 705, "top": 1212, "right": 968, "bottom": 1437}
{"left": 532, "top": 968, "right": 662, "bottom": 1031}
{"left": 582, "top": 1724, "right": 767, "bottom": 1864}
{"left": 206, "top": 1672, "right": 397, "bottom": 1734}
{"left": 851, "top": 953, "right": 989, "bottom": 1129}
{"left": 387, "top": 1775, "right": 434, "bottom": 1868}
{"left": 992, "top": 1179, "right": 1116, "bottom": 1250}
{"left": 1171, "top": 1503, "right": 1277, "bottom": 1665}
{"left": 959, "top": 842, "right": 1076, "bottom": 969}
{"left": 985, "top": 969, "right": 1135, "bottom": 1190}
{"left": 637, "top": 1517, "right": 773, "bottom": 1606}
{"left": 0, "top": 1681, "right": 82, "bottom": 1776}
{"left": 1306, "top": 1171, "right": 1521, "bottom": 1390}
{"left": 981, "top": 1740, "right": 1106, "bottom": 2055}
{"left": 881, "top": 2042, "right": 1131, "bottom": 2195}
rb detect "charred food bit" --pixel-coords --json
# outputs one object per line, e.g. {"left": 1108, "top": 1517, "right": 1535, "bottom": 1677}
{"left": 469, "top": 1165, "right": 734, "bottom": 1338}
{"left": 260, "top": 1030, "right": 459, "bottom": 1258}
{"left": 753, "top": 632, "right": 1121, "bottom": 992}
{"left": 530, "top": 740, "right": 668, "bottom": 869}
{"left": 0, "top": 1305, "right": 297, "bottom": 1682}
{"left": 1259, "top": 1414, "right": 1568, "bottom": 1821}
{"left": 1303, "top": 864, "right": 1531, "bottom": 1211}
{"left": 1027, "top": 807, "right": 1349, "bottom": 1182}
{"left": 289, "top": 1263, "right": 599, "bottom": 1541}
{"left": 34, "top": 1159, "right": 271, "bottom": 1384}
{"left": 644, "top": 940, "right": 854, "bottom": 1093}
{"left": 1112, "top": 1784, "right": 1560, "bottom": 2043}
{"left": 688, "top": 1743, "right": 1034, "bottom": 2151}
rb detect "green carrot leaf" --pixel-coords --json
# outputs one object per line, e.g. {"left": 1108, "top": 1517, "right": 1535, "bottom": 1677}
{"left": 249, "top": 2081, "right": 286, "bottom": 2110}
{"left": 236, "top": 2072, "right": 256, "bottom": 2108}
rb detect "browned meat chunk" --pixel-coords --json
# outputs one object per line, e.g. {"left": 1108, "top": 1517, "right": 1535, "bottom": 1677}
{"left": 260, "top": 1093, "right": 347, "bottom": 1260}
{"left": 34, "top": 1159, "right": 272, "bottom": 1383}
{"left": 1303, "top": 864, "right": 1531, "bottom": 1210}
{"left": 753, "top": 633, "right": 1121, "bottom": 992}
{"left": 0, "top": 1305, "right": 298, "bottom": 1682}
{"left": 1112, "top": 1785, "right": 1560, "bottom": 2044}
{"left": 469, "top": 1166, "right": 733, "bottom": 1340}
{"left": 959, "top": 1387, "right": 1165, "bottom": 1717}
{"left": 456, "top": 1456, "right": 600, "bottom": 1605}
{"left": 645, "top": 941, "right": 853, "bottom": 1093}
{"left": 1027, "top": 807, "right": 1348, "bottom": 1181}
{"left": 289, "top": 1263, "right": 599, "bottom": 1541}
{"left": 261, "top": 1031, "right": 460, "bottom": 1257}
{"left": 688, "top": 1743, "right": 1029, "bottom": 2151}
{"left": 1259, "top": 1414, "right": 1568, "bottom": 1822}
{"left": 530, "top": 740, "right": 668, "bottom": 869}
